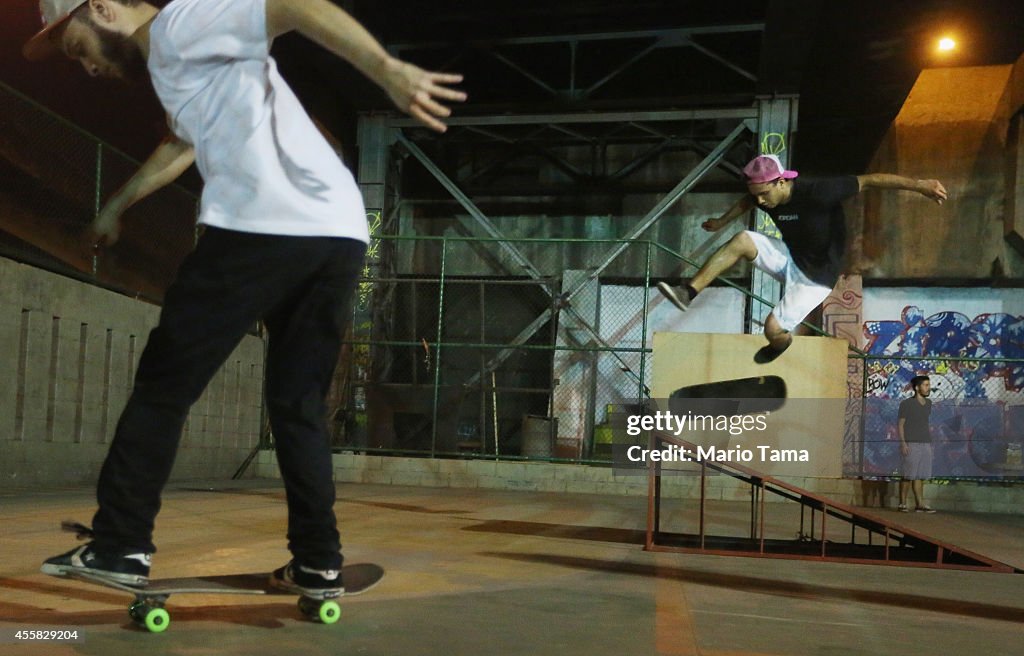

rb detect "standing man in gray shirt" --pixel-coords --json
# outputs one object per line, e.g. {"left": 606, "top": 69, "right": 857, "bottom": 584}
{"left": 897, "top": 375, "right": 936, "bottom": 513}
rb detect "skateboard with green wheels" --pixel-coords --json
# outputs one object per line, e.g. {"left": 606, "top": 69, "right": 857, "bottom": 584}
{"left": 50, "top": 564, "right": 384, "bottom": 633}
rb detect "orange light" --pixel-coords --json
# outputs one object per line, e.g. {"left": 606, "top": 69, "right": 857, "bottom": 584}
{"left": 938, "top": 37, "right": 956, "bottom": 52}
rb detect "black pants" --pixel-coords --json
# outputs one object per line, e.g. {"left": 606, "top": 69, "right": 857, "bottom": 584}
{"left": 91, "top": 227, "right": 366, "bottom": 570}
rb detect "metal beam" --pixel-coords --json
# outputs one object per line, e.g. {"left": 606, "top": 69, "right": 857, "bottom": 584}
{"left": 459, "top": 126, "right": 589, "bottom": 183}
{"left": 463, "top": 120, "right": 751, "bottom": 387}
{"left": 388, "top": 107, "right": 757, "bottom": 128}
{"left": 687, "top": 38, "right": 758, "bottom": 82}
{"left": 547, "top": 124, "right": 597, "bottom": 143}
{"left": 748, "top": 97, "right": 797, "bottom": 333}
{"left": 397, "top": 133, "right": 549, "bottom": 285}
{"left": 396, "top": 132, "right": 651, "bottom": 391}
{"left": 583, "top": 41, "right": 661, "bottom": 97}
{"left": 387, "top": 25, "right": 766, "bottom": 52}
{"left": 609, "top": 138, "right": 675, "bottom": 181}
{"left": 574, "top": 120, "right": 750, "bottom": 288}
{"left": 488, "top": 50, "right": 560, "bottom": 97}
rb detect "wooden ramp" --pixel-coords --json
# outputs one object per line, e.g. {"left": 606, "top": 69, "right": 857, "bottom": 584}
{"left": 645, "top": 431, "right": 1021, "bottom": 572}
{"left": 647, "top": 431, "right": 1024, "bottom": 569}
{"left": 647, "top": 333, "right": 1020, "bottom": 572}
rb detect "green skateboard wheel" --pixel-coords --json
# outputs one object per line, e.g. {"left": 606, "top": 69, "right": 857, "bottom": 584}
{"left": 143, "top": 607, "right": 170, "bottom": 633}
{"left": 318, "top": 600, "right": 340, "bottom": 625}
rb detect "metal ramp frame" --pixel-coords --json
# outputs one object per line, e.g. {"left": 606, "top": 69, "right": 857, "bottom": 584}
{"left": 645, "top": 430, "right": 1022, "bottom": 573}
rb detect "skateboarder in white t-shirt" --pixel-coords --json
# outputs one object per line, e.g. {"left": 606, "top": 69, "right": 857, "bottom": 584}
{"left": 25, "top": 0, "right": 465, "bottom": 597}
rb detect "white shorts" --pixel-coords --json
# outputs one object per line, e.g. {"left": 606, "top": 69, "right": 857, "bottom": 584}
{"left": 745, "top": 230, "right": 833, "bottom": 332}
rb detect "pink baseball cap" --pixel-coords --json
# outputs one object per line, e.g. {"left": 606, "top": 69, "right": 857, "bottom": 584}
{"left": 743, "top": 154, "right": 798, "bottom": 185}
{"left": 23, "top": 0, "right": 88, "bottom": 61}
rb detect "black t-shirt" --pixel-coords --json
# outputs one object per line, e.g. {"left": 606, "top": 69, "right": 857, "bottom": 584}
{"left": 762, "top": 176, "right": 859, "bottom": 286}
{"left": 898, "top": 397, "right": 932, "bottom": 443}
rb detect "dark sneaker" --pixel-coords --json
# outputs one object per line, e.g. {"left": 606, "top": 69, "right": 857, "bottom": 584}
{"left": 897, "top": 504, "right": 909, "bottom": 513}
{"left": 270, "top": 561, "right": 344, "bottom": 599}
{"left": 754, "top": 344, "right": 786, "bottom": 364}
{"left": 754, "top": 334, "right": 794, "bottom": 364}
{"left": 915, "top": 506, "right": 937, "bottom": 514}
{"left": 41, "top": 542, "right": 151, "bottom": 586}
{"left": 657, "top": 282, "right": 692, "bottom": 312}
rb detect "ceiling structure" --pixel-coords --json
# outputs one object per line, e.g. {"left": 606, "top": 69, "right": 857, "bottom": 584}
{"left": 0, "top": 0, "right": 1021, "bottom": 293}
{"left": 0, "top": 0, "right": 1019, "bottom": 171}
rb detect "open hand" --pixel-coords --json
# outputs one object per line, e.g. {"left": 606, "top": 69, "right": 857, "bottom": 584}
{"left": 383, "top": 58, "right": 466, "bottom": 133}
{"left": 900, "top": 442, "right": 910, "bottom": 457}
{"left": 918, "top": 179, "right": 947, "bottom": 205}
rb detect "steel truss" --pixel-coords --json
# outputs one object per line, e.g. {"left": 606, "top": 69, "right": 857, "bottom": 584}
{"left": 388, "top": 26, "right": 765, "bottom": 102}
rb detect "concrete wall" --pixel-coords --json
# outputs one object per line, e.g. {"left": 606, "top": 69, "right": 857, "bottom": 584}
{"left": 255, "top": 451, "right": 1024, "bottom": 516}
{"left": 860, "top": 58, "right": 1024, "bottom": 280}
{"left": 0, "top": 256, "right": 264, "bottom": 487}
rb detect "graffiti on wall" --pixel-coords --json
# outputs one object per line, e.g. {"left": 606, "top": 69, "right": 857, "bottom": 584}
{"left": 848, "top": 305, "right": 1024, "bottom": 478}
{"left": 863, "top": 305, "right": 1024, "bottom": 399}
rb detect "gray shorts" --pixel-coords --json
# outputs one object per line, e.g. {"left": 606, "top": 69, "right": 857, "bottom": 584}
{"left": 901, "top": 443, "right": 933, "bottom": 480}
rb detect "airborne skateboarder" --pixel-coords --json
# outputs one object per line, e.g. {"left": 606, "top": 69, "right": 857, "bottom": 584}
{"left": 658, "top": 154, "right": 947, "bottom": 362}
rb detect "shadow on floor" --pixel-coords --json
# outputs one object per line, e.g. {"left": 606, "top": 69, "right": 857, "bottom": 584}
{"left": 479, "top": 551, "right": 1024, "bottom": 624}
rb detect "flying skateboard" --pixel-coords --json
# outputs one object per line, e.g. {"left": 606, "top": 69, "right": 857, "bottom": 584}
{"left": 668, "top": 375, "right": 787, "bottom": 416}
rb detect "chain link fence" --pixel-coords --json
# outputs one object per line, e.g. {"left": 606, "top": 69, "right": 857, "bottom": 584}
{"left": 328, "top": 235, "right": 673, "bottom": 463}
{"left": 845, "top": 354, "right": 1024, "bottom": 480}
{"left": 0, "top": 80, "right": 199, "bottom": 303}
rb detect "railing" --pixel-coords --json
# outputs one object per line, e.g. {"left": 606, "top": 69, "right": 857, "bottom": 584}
{"left": 0, "top": 79, "right": 199, "bottom": 303}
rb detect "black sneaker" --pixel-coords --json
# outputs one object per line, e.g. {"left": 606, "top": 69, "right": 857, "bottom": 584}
{"left": 41, "top": 542, "right": 151, "bottom": 587}
{"left": 754, "top": 336, "right": 793, "bottom": 364}
{"left": 657, "top": 282, "right": 692, "bottom": 312}
{"left": 270, "top": 561, "right": 344, "bottom": 599}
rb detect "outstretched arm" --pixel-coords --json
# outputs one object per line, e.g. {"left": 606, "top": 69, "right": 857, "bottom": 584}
{"left": 265, "top": 0, "right": 466, "bottom": 132}
{"left": 91, "top": 133, "right": 195, "bottom": 246}
{"left": 857, "top": 173, "right": 947, "bottom": 205}
{"left": 702, "top": 195, "right": 754, "bottom": 232}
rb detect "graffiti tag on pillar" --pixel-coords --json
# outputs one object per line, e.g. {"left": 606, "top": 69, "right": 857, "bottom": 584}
{"left": 357, "top": 211, "right": 383, "bottom": 311}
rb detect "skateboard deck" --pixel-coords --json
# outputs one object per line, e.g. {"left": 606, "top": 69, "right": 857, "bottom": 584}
{"left": 668, "top": 375, "right": 787, "bottom": 416}
{"left": 52, "top": 564, "right": 384, "bottom": 633}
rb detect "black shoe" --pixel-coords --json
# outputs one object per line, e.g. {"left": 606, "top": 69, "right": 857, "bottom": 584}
{"left": 754, "top": 341, "right": 791, "bottom": 364}
{"left": 657, "top": 282, "right": 692, "bottom": 312}
{"left": 41, "top": 542, "right": 151, "bottom": 586}
{"left": 270, "top": 560, "right": 344, "bottom": 599}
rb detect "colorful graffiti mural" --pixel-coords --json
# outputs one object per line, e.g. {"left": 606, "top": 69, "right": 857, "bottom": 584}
{"left": 847, "top": 305, "right": 1024, "bottom": 478}
{"left": 863, "top": 305, "right": 1024, "bottom": 399}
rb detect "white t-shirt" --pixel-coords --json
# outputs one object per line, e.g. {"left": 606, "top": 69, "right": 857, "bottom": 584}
{"left": 148, "top": 0, "right": 369, "bottom": 242}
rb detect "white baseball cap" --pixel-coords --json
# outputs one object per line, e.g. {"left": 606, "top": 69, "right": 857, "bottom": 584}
{"left": 23, "top": 0, "right": 89, "bottom": 61}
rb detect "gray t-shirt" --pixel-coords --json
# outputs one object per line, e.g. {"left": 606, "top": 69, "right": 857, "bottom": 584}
{"left": 898, "top": 397, "right": 932, "bottom": 443}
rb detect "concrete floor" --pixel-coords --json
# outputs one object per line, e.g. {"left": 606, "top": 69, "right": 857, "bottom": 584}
{"left": 3, "top": 481, "right": 1024, "bottom": 656}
